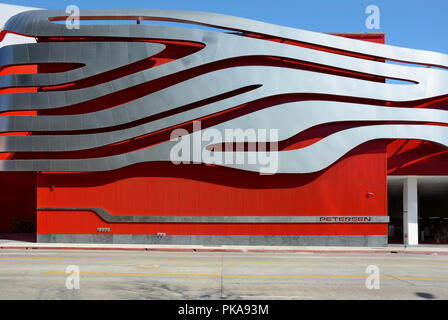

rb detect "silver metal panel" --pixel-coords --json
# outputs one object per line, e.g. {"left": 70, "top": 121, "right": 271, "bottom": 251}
{"left": 0, "top": 9, "right": 446, "bottom": 173}
{"left": 37, "top": 207, "right": 389, "bottom": 223}
{"left": 0, "top": 42, "right": 165, "bottom": 87}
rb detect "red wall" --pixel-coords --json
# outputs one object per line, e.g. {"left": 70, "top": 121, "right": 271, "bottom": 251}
{"left": 36, "top": 141, "right": 388, "bottom": 236}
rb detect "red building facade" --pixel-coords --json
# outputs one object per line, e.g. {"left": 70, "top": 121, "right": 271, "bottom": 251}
{"left": 1, "top": 9, "right": 447, "bottom": 246}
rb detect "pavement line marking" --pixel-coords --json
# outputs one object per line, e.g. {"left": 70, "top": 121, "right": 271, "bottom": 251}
{"left": 165, "top": 260, "right": 337, "bottom": 265}
{"left": 5, "top": 258, "right": 446, "bottom": 267}
{"left": 42, "top": 271, "right": 448, "bottom": 281}
{"left": 164, "top": 260, "right": 448, "bottom": 267}
{"left": 0, "top": 258, "right": 120, "bottom": 261}
{"left": 4, "top": 258, "right": 447, "bottom": 267}
{"left": 388, "top": 263, "right": 448, "bottom": 266}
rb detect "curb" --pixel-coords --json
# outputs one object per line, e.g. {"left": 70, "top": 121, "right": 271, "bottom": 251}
{"left": 1, "top": 245, "right": 447, "bottom": 255}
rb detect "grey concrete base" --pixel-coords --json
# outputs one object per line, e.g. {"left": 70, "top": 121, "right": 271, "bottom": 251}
{"left": 37, "top": 234, "right": 387, "bottom": 247}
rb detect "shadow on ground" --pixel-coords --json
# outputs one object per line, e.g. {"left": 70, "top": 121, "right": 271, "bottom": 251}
{"left": 0, "top": 233, "right": 36, "bottom": 242}
{"left": 415, "top": 292, "right": 436, "bottom": 299}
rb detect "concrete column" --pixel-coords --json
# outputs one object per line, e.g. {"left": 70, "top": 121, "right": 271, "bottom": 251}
{"left": 403, "top": 177, "right": 419, "bottom": 245}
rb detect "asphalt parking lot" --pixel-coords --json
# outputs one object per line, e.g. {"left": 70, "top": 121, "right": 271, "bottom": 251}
{"left": 1, "top": 249, "right": 448, "bottom": 299}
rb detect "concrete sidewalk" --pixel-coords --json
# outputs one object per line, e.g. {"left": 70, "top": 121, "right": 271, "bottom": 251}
{"left": 1, "top": 236, "right": 448, "bottom": 255}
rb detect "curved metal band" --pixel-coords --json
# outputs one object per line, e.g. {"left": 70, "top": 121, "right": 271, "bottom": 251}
{"left": 0, "top": 9, "right": 446, "bottom": 174}
{"left": 37, "top": 208, "right": 390, "bottom": 223}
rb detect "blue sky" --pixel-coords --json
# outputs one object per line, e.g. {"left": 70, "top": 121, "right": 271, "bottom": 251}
{"left": 4, "top": 0, "right": 448, "bottom": 54}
